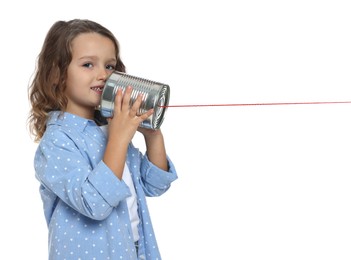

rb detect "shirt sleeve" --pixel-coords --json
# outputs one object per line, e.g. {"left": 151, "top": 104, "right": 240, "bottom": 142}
{"left": 139, "top": 152, "right": 178, "bottom": 197}
{"left": 35, "top": 129, "right": 131, "bottom": 220}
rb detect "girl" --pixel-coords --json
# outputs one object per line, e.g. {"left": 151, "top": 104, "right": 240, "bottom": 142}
{"left": 28, "top": 19, "right": 177, "bottom": 260}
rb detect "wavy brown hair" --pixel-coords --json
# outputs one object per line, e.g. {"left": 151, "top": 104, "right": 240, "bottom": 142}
{"left": 28, "top": 19, "right": 126, "bottom": 142}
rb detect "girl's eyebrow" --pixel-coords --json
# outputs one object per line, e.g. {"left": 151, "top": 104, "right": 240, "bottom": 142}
{"left": 78, "top": 56, "right": 98, "bottom": 61}
{"left": 75, "top": 56, "right": 94, "bottom": 64}
{"left": 78, "top": 56, "right": 117, "bottom": 63}
{"left": 108, "top": 58, "right": 117, "bottom": 63}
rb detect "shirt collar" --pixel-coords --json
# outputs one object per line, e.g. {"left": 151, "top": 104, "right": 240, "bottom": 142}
{"left": 47, "top": 111, "right": 96, "bottom": 132}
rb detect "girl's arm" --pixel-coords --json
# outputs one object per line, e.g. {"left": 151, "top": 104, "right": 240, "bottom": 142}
{"left": 103, "top": 86, "right": 154, "bottom": 179}
{"left": 138, "top": 128, "right": 168, "bottom": 171}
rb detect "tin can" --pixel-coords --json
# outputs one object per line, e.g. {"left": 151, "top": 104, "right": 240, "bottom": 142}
{"left": 99, "top": 71, "right": 170, "bottom": 129}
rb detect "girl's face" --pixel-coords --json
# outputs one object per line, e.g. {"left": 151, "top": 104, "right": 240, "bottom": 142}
{"left": 65, "top": 32, "right": 117, "bottom": 119}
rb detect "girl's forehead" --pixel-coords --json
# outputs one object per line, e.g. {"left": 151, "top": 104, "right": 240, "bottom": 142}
{"left": 71, "top": 33, "right": 116, "bottom": 58}
{"left": 71, "top": 33, "right": 114, "bottom": 49}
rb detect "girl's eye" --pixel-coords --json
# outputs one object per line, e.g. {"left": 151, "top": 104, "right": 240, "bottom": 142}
{"left": 106, "top": 64, "right": 116, "bottom": 70}
{"left": 83, "top": 63, "right": 93, "bottom": 68}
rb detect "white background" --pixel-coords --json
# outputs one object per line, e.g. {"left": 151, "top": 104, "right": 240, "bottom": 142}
{"left": 1, "top": 0, "right": 351, "bottom": 259}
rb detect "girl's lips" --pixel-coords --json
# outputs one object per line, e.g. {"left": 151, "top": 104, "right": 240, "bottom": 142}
{"left": 91, "top": 86, "right": 104, "bottom": 94}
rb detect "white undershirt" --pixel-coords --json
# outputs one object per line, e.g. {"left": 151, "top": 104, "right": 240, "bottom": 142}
{"left": 100, "top": 125, "right": 140, "bottom": 241}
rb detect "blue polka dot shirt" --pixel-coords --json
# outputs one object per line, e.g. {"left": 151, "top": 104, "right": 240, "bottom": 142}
{"left": 34, "top": 111, "right": 178, "bottom": 260}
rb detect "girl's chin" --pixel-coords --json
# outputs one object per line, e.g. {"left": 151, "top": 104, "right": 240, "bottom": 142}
{"left": 92, "top": 94, "right": 102, "bottom": 102}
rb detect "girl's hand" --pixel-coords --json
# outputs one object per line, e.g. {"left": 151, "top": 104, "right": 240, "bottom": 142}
{"left": 108, "top": 86, "right": 153, "bottom": 144}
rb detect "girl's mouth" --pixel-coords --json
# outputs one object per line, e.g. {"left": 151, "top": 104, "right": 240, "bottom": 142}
{"left": 91, "top": 86, "right": 104, "bottom": 94}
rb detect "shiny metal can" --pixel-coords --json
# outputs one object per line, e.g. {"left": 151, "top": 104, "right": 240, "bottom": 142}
{"left": 99, "top": 71, "right": 170, "bottom": 129}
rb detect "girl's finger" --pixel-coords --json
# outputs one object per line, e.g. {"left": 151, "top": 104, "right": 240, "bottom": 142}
{"left": 122, "top": 86, "right": 132, "bottom": 111}
{"left": 130, "top": 93, "right": 143, "bottom": 116}
{"left": 139, "top": 109, "right": 154, "bottom": 121}
{"left": 114, "top": 88, "right": 123, "bottom": 114}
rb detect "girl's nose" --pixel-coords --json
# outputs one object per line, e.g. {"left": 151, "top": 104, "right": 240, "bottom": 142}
{"left": 97, "top": 69, "right": 108, "bottom": 81}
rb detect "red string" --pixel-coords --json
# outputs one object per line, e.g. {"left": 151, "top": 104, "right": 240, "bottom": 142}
{"left": 159, "top": 101, "right": 351, "bottom": 108}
